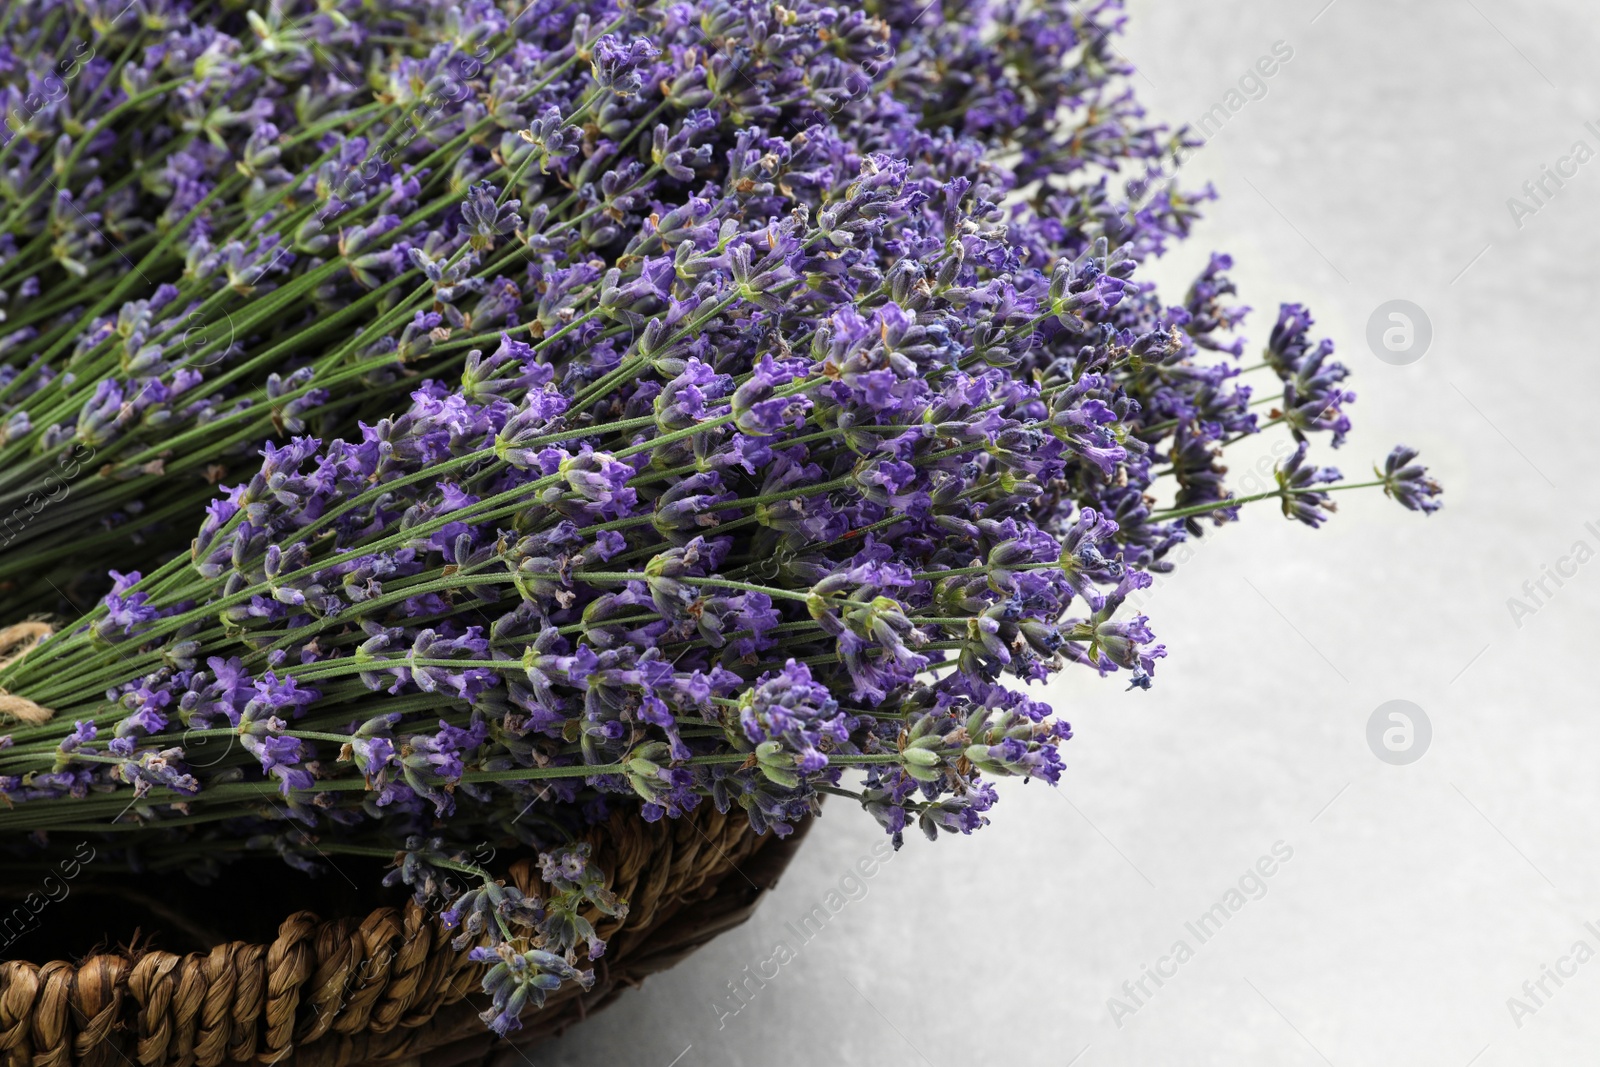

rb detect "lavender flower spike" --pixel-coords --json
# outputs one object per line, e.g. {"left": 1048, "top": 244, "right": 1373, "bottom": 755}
{"left": 1379, "top": 446, "right": 1443, "bottom": 514}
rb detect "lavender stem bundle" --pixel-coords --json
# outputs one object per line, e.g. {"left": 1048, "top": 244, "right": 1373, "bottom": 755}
{"left": 0, "top": 0, "right": 1439, "bottom": 1037}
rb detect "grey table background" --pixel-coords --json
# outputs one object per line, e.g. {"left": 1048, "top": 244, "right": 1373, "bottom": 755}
{"left": 537, "top": 1, "right": 1600, "bottom": 1063}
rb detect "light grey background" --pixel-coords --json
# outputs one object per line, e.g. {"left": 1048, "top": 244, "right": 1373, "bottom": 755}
{"left": 537, "top": 1, "right": 1600, "bottom": 1063}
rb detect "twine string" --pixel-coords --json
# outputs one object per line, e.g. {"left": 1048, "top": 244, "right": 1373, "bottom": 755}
{"left": 0, "top": 620, "right": 55, "bottom": 725}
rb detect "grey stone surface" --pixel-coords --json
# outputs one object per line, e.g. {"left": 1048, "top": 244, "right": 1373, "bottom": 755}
{"left": 536, "top": 2, "right": 1600, "bottom": 1063}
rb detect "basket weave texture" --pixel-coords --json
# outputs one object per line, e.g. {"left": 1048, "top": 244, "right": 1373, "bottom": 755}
{"left": 0, "top": 806, "right": 808, "bottom": 1067}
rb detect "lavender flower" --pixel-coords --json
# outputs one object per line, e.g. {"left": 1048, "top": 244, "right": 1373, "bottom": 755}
{"left": 0, "top": 1, "right": 1441, "bottom": 1040}
{"left": 1379, "top": 445, "right": 1444, "bottom": 514}
{"left": 1276, "top": 441, "right": 1343, "bottom": 528}
{"left": 471, "top": 945, "right": 593, "bottom": 1037}
{"left": 457, "top": 182, "right": 521, "bottom": 252}
{"left": 738, "top": 661, "right": 852, "bottom": 777}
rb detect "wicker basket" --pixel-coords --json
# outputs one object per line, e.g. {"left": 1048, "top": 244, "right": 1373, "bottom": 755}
{"left": 0, "top": 807, "right": 811, "bottom": 1066}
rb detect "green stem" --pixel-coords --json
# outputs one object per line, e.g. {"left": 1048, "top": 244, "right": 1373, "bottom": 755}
{"left": 1151, "top": 479, "right": 1386, "bottom": 523}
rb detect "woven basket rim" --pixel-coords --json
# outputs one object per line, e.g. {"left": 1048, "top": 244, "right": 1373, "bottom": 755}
{"left": 0, "top": 806, "right": 808, "bottom": 1067}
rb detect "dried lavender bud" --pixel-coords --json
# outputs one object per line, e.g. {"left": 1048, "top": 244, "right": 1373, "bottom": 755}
{"left": 0, "top": 2, "right": 1440, "bottom": 1040}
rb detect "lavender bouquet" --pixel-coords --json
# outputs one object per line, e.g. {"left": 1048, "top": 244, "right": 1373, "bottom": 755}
{"left": 0, "top": 0, "right": 1439, "bottom": 1038}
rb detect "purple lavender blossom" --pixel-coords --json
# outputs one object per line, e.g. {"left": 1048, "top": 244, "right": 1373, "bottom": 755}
{"left": 0, "top": 2, "right": 1443, "bottom": 1041}
{"left": 1379, "top": 445, "right": 1444, "bottom": 514}
{"left": 739, "top": 661, "right": 852, "bottom": 776}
